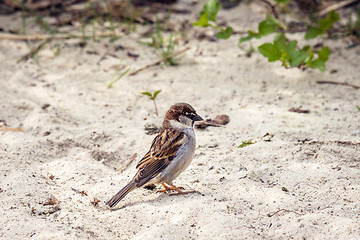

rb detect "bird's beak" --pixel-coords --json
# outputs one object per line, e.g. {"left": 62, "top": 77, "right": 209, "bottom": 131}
{"left": 191, "top": 114, "right": 203, "bottom": 122}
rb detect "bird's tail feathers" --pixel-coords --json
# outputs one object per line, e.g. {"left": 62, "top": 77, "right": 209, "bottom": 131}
{"left": 105, "top": 181, "right": 136, "bottom": 208}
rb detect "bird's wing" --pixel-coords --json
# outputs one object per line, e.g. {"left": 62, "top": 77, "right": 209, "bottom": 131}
{"left": 133, "top": 128, "right": 186, "bottom": 187}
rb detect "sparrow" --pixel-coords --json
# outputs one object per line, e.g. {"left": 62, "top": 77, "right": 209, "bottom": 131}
{"left": 106, "top": 102, "right": 203, "bottom": 208}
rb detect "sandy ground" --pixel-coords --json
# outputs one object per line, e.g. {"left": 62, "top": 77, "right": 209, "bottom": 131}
{"left": 0, "top": 1, "right": 359, "bottom": 239}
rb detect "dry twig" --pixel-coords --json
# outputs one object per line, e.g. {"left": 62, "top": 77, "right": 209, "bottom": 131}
{"left": 267, "top": 208, "right": 305, "bottom": 217}
{"left": 0, "top": 127, "right": 23, "bottom": 132}
{"left": 316, "top": 80, "right": 360, "bottom": 89}
{"left": 318, "top": 0, "right": 360, "bottom": 16}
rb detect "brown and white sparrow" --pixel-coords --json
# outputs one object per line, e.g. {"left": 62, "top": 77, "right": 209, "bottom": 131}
{"left": 106, "top": 103, "right": 203, "bottom": 208}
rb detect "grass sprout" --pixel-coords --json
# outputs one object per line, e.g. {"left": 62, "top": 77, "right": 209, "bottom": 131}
{"left": 107, "top": 67, "right": 130, "bottom": 88}
{"left": 141, "top": 90, "right": 161, "bottom": 116}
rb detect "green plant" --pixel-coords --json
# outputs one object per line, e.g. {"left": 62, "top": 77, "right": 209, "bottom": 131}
{"left": 193, "top": 0, "right": 233, "bottom": 39}
{"left": 161, "top": 34, "right": 179, "bottom": 65}
{"left": 15, "top": 0, "right": 128, "bottom": 63}
{"left": 141, "top": 19, "right": 180, "bottom": 65}
{"left": 107, "top": 67, "right": 130, "bottom": 88}
{"left": 244, "top": 9, "right": 335, "bottom": 71}
{"left": 256, "top": 32, "right": 330, "bottom": 70}
{"left": 141, "top": 90, "right": 161, "bottom": 116}
{"left": 275, "top": 0, "right": 290, "bottom": 3}
{"left": 51, "top": 42, "right": 65, "bottom": 56}
{"left": 194, "top": 0, "right": 341, "bottom": 71}
{"left": 239, "top": 14, "right": 285, "bottom": 43}
{"left": 238, "top": 140, "right": 256, "bottom": 148}
{"left": 305, "top": 10, "right": 339, "bottom": 39}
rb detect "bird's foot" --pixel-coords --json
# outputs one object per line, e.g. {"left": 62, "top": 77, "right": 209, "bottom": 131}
{"left": 158, "top": 183, "right": 196, "bottom": 196}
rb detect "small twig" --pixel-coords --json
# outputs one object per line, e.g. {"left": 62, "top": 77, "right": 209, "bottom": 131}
{"left": 288, "top": 106, "right": 310, "bottom": 114}
{"left": 316, "top": 80, "right": 360, "bottom": 89}
{"left": 259, "top": 0, "right": 278, "bottom": 19}
{"left": 129, "top": 46, "right": 191, "bottom": 76}
{"left": 267, "top": 208, "right": 305, "bottom": 217}
{"left": 318, "top": 0, "right": 360, "bottom": 16}
{"left": 0, "top": 127, "right": 23, "bottom": 132}
{"left": 328, "top": 26, "right": 360, "bottom": 34}
{"left": 295, "top": 139, "right": 360, "bottom": 146}
{"left": 195, "top": 120, "right": 222, "bottom": 128}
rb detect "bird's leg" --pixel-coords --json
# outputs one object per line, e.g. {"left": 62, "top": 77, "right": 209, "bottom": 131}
{"left": 157, "top": 183, "right": 175, "bottom": 193}
{"left": 159, "top": 183, "right": 196, "bottom": 196}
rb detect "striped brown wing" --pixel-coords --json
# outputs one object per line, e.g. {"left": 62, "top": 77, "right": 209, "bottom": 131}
{"left": 133, "top": 129, "right": 186, "bottom": 187}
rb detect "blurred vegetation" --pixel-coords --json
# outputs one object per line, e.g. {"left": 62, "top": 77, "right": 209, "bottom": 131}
{"left": 194, "top": 0, "right": 360, "bottom": 71}
{"left": 1, "top": 0, "right": 359, "bottom": 73}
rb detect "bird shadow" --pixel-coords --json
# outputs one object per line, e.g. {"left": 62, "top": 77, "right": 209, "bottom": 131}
{"left": 105, "top": 188, "right": 202, "bottom": 211}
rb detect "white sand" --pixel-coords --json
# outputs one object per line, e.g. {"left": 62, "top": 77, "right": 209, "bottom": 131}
{"left": 0, "top": 1, "right": 359, "bottom": 239}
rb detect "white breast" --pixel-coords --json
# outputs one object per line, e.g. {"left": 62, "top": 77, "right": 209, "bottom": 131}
{"left": 155, "top": 127, "right": 196, "bottom": 184}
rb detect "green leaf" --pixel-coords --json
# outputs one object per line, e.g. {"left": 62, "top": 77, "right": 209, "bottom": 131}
{"left": 306, "top": 11, "right": 339, "bottom": 39}
{"left": 199, "top": 0, "right": 221, "bottom": 22}
{"left": 286, "top": 40, "right": 297, "bottom": 52}
{"left": 239, "top": 34, "right": 254, "bottom": 44}
{"left": 319, "top": 18, "right": 332, "bottom": 32}
{"left": 239, "top": 15, "right": 284, "bottom": 44}
{"left": 289, "top": 49, "right": 308, "bottom": 67}
{"left": 317, "top": 46, "right": 330, "bottom": 61}
{"left": 279, "top": 51, "right": 290, "bottom": 67}
{"left": 258, "top": 43, "right": 281, "bottom": 62}
{"left": 274, "top": 33, "right": 287, "bottom": 51}
{"left": 152, "top": 90, "right": 161, "bottom": 99}
{"left": 249, "top": 30, "right": 262, "bottom": 39}
{"left": 285, "top": 40, "right": 308, "bottom": 67}
{"left": 258, "top": 18, "right": 277, "bottom": 36}
{"left": 305, "top": 26, "right": 323, "bottom": 39}
{"left": 304, "top": 47, "right": 314, "bottom": 63}
{"left": 275, "top": 0, "right": 290, "bottom": 4}
{"left": 258, "top": 15, "right": 281, "bottom": 36}
{"left": 193, "top": 13, "right": 209, "bottom": 27}
{"left": 319, "top": 10, "right": 339, "bottom": 31}
{"left": 239, "top": 31, "right": 261, "bottom": 44}
{"left": 309, "top": 59, "right": 326, "bottom": 71}
{"left": 308, "top": 46, "right": 330, "bottom": 71}
{"left": 141, "top": 92, "right": 152, "bottom": 97}
{"left": 302, "top": 45, "right": 311, "bottom": 52}
{"left": 238, "top": 140, "right": 256, "bottom": 148}
{"left": 216, "top": 27, "right": 233, "bottom": 39}
{"left": 266, "top": 14, "right": 284, "bottom": 29}
{"left": 329, "top": 10, "right": 340, "bottom": 22}
{"left": 274, "top": 34, "right": 289, "bottom": 66}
